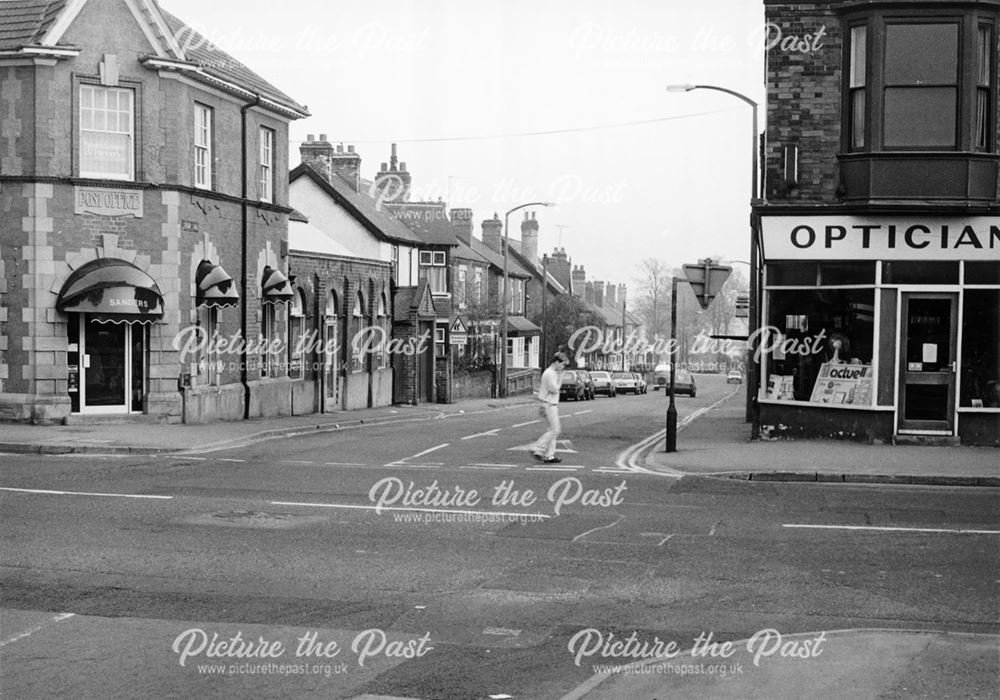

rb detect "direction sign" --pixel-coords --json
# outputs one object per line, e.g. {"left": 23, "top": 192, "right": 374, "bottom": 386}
{"left": 682, "top": 258, "right": 732, "bottom": 309}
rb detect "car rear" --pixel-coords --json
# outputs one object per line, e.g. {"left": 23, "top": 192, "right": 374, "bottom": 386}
{"left": 611, "top": 371, "right": 639, "bottom": 394}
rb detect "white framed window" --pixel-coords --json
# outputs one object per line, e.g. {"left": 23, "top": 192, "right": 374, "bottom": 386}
{"left": 288, "top": 289, "right": 306, "bottom": 379}
{"left": 261, "top": 303, "right": 276, "bottom": 377}
{"left": 419, "top": 249, "right": 447, "bottom": 294}
{"left": 457, "top": 265, "right": 467, "bottom": 308}
{"left": 435, "top": 327, "right": 446, "bottom": 356}
{"left": 194, "top": 103, "right": 212, "bottom": 189}
{"left": 377, "top": 292, "right": 389, "bottom": 369}
{"left": 351, "top": 291, "right": 365, "bottom": 372}
{"left": 80, "top": 85, "right": 134, "bottom": 180}
{"left": 259, "top": 127, "right": 274, "bottom": 202}
{"left": 474, "top": 268, "right": 484, "bottom": 304}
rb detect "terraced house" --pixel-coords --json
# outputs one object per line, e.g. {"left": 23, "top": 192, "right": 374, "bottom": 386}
{"left": 0, "top": 0, "right": 309, "bottom": 423}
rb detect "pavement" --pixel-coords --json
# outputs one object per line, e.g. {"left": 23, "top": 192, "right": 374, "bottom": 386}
{"left": 644, "top": 390, "right": 1000, "bottom": 487}
{"left": 0, "top": 396, "right": 536, "bottom": 456}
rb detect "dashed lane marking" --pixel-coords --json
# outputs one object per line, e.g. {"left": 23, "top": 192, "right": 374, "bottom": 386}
{"left": 461, "top": 429, "right": 501, "bottom": 440}
{"left": 0, "top": 487, "right": 172, "bottom": 500}
{"left": 784, "top": 523, "right": 1000, "bottom": 535}
{"left": 511, "top": 419, "right": 542, "bottom": 428}
{"left": 269, "top": 500, "right": 552, "bottom": 520}
{"left": 0, "top": 613, "right": 75, "bottom": 648}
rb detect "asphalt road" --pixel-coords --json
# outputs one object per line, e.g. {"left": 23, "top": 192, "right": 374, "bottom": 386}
{"left": 1, "top": 376, "right": 997, "bottom": 699}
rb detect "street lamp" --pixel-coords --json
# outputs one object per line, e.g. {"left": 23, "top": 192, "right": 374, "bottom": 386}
{"left": 501, "top": 201, "right": 554, "bottom": 398}
{"left": 666, "top": 84, "right": 762, "bottom": 433}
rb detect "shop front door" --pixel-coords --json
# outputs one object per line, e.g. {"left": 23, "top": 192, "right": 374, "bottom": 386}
{"left": 72, "top": 316, "right": 145, "bottom": 414}
{"left": 898, "top": 293, "right": 958, "bottom": 434}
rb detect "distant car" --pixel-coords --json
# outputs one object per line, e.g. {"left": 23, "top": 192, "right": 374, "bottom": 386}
{"left": 559, "top": 371, "right": 586, "bottom": 401}
{"left": 651, "top": 363, "right": 670, "bottom": 391}
{"left": 726, "top": 370, "right": 744, "bottom": 384}
{"left": 667, "top": 369, "right": 697, "bottom": 397}
{"left": 575, "top": 371, "right": 596, "bottom": 400}
{"left": 589, "top": 371, "right": 616, "bottom": 397}
{"left": 632, "top": 372, "right": 648, "bottom": 394}
{"left": 611, "top": 371, "right": 640, "bottom": 394}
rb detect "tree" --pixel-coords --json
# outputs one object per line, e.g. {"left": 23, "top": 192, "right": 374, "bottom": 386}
{"left": 530, "top": 293, "right": 602, "bottom": 364}
{"left": 634, "top": 258, "right": 672, "bottom": 341}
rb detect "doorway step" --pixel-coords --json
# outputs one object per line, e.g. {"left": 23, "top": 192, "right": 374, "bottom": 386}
{"left": 893, "top": 434, "right": 961, "bottom": 447}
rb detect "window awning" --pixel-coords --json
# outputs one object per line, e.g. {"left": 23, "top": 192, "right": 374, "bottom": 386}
{"left": 56, "top": 258, "right": 163, "bottom": 324}
{"left": 261, "top": 265, "right": 293, "bottom": 304}
{"left": 196, "top": 259, "right": 239, "bottom": 308}
{"left": 506, "top": 316, "right": 541, "bottom": 334}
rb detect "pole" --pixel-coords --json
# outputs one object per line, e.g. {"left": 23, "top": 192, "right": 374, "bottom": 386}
{"left": 747, "top": 101, "right": 759, "bottom": 428}
{"left": 621, "top": 290, "right": 627, "bottom": 371}
{"left": 665, "top": 275, "right": 678, "bottom": 452}
{"left": 541, "top": 254, "right": 549, "bottom": 367}
{"left": 501, "top": 211, "right": 510, "bottom": 398}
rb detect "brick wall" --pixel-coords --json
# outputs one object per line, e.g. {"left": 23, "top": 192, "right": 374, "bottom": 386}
{"left": 763, "top": 3, "right": 843, "bottom": 204}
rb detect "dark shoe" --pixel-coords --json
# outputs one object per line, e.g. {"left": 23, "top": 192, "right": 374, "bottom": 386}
{"left": 542, "top": 456, "right": 562, "bottom": 464}
{"left": 532, "top": 452, "right": 544, "bottom": 462}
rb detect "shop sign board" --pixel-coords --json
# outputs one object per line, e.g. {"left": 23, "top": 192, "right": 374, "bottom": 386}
{"left": 75, "top": 186, "right": 144, "bottom": 217}
{"left": 760, "top": 216, "right": 998, "bottom": 260}
{"left": 808, "top": 362, "right": 874, "bottom": 405}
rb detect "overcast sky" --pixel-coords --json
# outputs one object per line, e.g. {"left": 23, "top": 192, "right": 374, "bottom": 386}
{"left": 164, "top": 0, "right": 766, "bottom": 288}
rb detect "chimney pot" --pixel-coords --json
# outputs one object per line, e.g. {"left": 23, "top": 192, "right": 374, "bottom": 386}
{"left": 347, "top": 145, "right": 355, "bottom": 154}
{"left": 336, "top": 144, "right": 343, "bottom": 153}
{"left": 400, "top": 162, "right": 407, "bottom": 170}
{"left": 306, "top": 134, "right": 314, "bottom": 142}
{"left": 319, "top": 133, "right": 327, "bottom": 142}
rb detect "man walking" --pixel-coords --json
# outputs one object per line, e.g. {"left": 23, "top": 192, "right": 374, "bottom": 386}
{"left": 533, "top": 351, "right": 569, "bottom": 463}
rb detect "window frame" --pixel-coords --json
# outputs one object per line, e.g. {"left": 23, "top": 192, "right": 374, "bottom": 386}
{"left": 79, "top": 83, "right": 136, "bottom": 180}
{"left": 418, "top": 249, "right": 448, "bottom": 295}
{"left": 194, "top": 103, "right": 213, "bottom": 189}
{"left": 259, "top": 126, "right": 274, "bottom": 202}
{"left": 288, "top": 288, "right": 306, "bottom": 380}
{"left": 842, "top": 9, "right": 998, "bottom": 154}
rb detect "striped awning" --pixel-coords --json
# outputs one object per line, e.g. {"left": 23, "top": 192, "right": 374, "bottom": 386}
{"left": 196, "top": 259, "right": 239, "bottom": 308}
{"left": 56, "top": 258, "right": 163, "bottom": 324}
{"left": 261, "top": 265, "right": 293, "bottom": 304}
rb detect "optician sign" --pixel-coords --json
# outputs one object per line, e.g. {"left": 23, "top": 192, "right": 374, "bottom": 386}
{"left": 760, "top": 216, "right": 999, "bottom": 260}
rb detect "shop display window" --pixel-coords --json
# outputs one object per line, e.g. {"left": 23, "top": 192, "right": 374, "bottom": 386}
{"left": 764, "top": 289, "right": 876, "bottom": 404}
{"left": 960, "top": 290, "right": 1000, "bottom": 408}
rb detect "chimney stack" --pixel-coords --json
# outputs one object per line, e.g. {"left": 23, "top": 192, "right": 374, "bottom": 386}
{"left": 374, "top": 143, "right": 412, "bottom": 203}
{"left": 606, "top": 282, "right": 617, "bottom": 307}
{"left": 571, "top": 264, "right": 586, "bottom": 297}
{"left": 546, "top": 247, "right": 571, "bottom": 291}
{"left": 520, "top": 210, "right": 539, "bottom": 264}
{"left": 481, "top": 213, "right": 503, "bottom": 252}
{"left": 584, "top": 281, "right": 595, "bottom": 306}
{"left": 450, "top": 208, "right": 474, "bottom": 246}
{"left": 592, "top": 280, "right": 605, "bottom": 308}
{"left": 299, "top": 134, "right": 361, "bottom": 191}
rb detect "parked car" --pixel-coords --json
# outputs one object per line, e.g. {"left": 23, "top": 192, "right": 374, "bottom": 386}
{"left": 559, "top": 371, "right": 587, "bottom": 401}
{"left": 575, "top": 370, "right": 596, "bottom": 400}
{"left": 611, "top": 371, "right": 641, "bottom": 394}
{"left": 726, "top": 369, "right": 744, "bottom": 384}
{"left": 589, "top": 370, "right": 616, "bottom": 397}
{"left": 667, "top": 369, "right": 697, "bottom": 397}
{"left": 632, "top": 372, "right": 648, "bottom": 394}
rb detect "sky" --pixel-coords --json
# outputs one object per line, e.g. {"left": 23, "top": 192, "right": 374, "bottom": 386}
{"left": 163, "top": 0, "right": 766, "bottom": 289}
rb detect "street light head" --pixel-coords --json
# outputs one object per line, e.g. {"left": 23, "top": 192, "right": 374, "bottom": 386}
{"left": 666, "top": 84, "right": 695, "bottom": 92}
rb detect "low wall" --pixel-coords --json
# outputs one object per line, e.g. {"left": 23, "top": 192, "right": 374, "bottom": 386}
{"left": 247, "top": 377, "right": 293, "bottom": 419}
{"left": 182, "top": 382, "right": 244, "bottom": 423}
{"left": 453, "top": 370, "right": 494, "bottom": 401}
{"left": 758, "top": 402, "right": 894, "bottom": 443}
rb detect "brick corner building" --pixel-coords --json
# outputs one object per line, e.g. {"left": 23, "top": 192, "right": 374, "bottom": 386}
{"left": 755, "top": 0, "right": 999, "bottom": 445}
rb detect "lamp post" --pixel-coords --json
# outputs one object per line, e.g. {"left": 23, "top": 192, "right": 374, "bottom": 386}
{"left": 501, "top": 201, "right": 554, "bottom": 398}
{"left": 667, "top": 84, "right": 761, "bottom": 433}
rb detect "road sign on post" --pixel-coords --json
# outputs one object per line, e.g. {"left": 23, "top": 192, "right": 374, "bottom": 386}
{"left": 735, "top": 293, "right": 750, "bottom": 318}
{"left": 682, "top": 258, "right": 732, "bottom": 310}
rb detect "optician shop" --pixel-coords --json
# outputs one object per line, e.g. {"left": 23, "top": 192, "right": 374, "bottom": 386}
{"left": 756, "top": 214, "right": 999, "bottom": 446}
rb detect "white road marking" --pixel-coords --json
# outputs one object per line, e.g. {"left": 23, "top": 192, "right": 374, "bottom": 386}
{"left": 218, "top": 458, "right": 246, "bottom": 463}
{"left": 384, "top": 463, "right": 441, "bottom": 469}
{"left": 270, "top": 501, "right": 551, "bottom": 519}
{"left": 784, "top": 524, "right": 1000, "bottom": 535}
{"left": 0, "top": 612, "right": 75, "bottom": 647}
{"left": 0, "top": 487, "right": 172, "bottom": 500}
{"left": 527, "top": 466, "right": 581, "bottom": 472}
{"left": 573, "top": 514, "right": 624, "bottom": 542}
{"left": 572, "top": 410, "right": 594, "bottom": 416}
{"left": 460, "top": 465, "right": 514, "bottom": 471}
{"left": 511, "top": 419, "right": 541, "bottom": 428}
{"left": 281, "top": 460, "right": 315, "bottom": 465}
{"left": 324, "top": 462, "right": 367, "bottom": 466}
{"left": 406, "top": 443, "right": 450, "bottom": 460}
{"left": 167, "top": 455, "right": 207, "bottom": 460}
{"left": 461, "top": 429, "right": 501, "bottom": 440}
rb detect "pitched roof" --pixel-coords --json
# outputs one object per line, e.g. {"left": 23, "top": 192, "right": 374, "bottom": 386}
{"left": 466, "top": 237, "right": 533, "bottom": 278}
{"left": 159, "top": 8, "right": 307, "bottom": 116}
{"left": 0, "top": 0, "right": 66, "bottom": 49}
{"left": 383, "top": 203, "right": 458, "bottom": 246}
{"left": 290, "top": 163, "right": 422, "bottom": 245}
{"left": 0, "top": 0, "right": 307, "bottom": 116}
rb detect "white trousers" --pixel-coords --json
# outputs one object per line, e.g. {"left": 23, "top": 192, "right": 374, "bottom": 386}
{"left": 532, "top": 404, "right": 561, "bottom": 459}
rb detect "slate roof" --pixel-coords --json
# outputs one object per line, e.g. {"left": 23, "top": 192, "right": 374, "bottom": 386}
{"left": 465, "top": 237, "right": 533, "bottom": 278}
{"left": 0, "top": 0, "right": 66, "bottom": 49}
{"left": 383, "top": 203, "right": 458, "bottom": 246}
{"left": 0, "top": 1, "right": 307, "bottom": 116}
{"left": 290, "top": 164, "right": 422, "bottom": 246}
{"left": 159, "top": 8, "right": 307, "bottom": 115}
